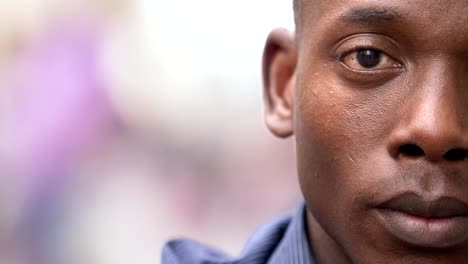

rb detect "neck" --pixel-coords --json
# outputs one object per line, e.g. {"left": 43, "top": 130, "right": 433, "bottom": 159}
{"left": 306, "top": 211, "right": 353, "bottom": 264}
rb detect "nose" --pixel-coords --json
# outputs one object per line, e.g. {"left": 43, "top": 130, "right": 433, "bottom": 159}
{"left": 387, "top": 65, "right": 468, "bottom": 162}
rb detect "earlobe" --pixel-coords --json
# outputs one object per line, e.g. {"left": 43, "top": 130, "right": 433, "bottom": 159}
{"left": 262, "top": 28, "right": 297, "bottom": 138}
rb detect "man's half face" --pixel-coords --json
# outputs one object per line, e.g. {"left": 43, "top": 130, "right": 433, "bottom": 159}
{"left": 263, "top": 0, "right": 468, "bottom": 263}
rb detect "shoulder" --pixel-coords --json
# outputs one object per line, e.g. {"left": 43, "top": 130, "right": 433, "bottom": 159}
{"left": 161, "top": 213, "right": 293, "bottom": 264}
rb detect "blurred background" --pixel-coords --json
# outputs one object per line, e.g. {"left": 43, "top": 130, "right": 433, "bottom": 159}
{"left": 0, "top": 1, "right": 300, "bottom": 263}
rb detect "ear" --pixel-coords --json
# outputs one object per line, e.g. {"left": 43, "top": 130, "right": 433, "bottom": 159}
{"left": 262, "top": 28, "right": 297, "bottom": 138}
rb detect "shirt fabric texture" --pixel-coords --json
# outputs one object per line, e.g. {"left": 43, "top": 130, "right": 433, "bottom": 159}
{"left": 162, "top": 203, "right": 316, "bottom": 264}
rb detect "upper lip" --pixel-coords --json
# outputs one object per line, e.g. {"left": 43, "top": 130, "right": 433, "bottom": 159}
{"left": 377, "top": 193, "right": 468, "bottom": 218}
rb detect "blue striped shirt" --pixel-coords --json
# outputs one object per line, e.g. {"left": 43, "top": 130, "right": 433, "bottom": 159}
{"left": 162, "top": 203, "right": 315, "bottom": 264}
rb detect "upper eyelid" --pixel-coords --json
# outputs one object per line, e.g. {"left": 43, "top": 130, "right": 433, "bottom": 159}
{"left": 332, "top": 34, "right": 403, "bottom": 63}
{"left": 336, "top": 45, "right": 388, "bottom": 60}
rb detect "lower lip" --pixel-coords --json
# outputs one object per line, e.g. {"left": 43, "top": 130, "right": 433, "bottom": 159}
{"left": 376, "top": 209, "right": 468, "bottom": 248}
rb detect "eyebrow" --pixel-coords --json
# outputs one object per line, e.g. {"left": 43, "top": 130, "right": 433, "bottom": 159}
{"left": 339, "top": 7, "right": 401, "bottom": 23}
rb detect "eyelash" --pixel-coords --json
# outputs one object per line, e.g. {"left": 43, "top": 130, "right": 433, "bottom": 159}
{"left": 336, "top": 43, "right": 386, "bottom": 61}
{"left": 330, "top": 41, "right": 407, "bottom": 89}
{"left": 335, "top": 42, "right": 405, "bottom": 75}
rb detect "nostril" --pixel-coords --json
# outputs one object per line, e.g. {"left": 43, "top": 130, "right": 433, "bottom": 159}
{"left": 398, "top": 144, "right": 425, "bottom": 157}
{"left": 443, "top": 149, "right": 468, "bottom": 161}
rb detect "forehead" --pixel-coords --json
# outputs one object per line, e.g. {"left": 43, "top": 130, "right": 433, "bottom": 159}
{"left": 301, "top": 0, "right": 468, "bottom": 18}
{"left": 300, "top": 0, "right": 468, "bottom": 26}
{"left": 298, "top": 0, "right": 468, "bottom": 51}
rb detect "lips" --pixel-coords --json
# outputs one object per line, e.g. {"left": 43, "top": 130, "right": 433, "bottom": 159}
{"left": 375, "top": 193, "right": 468, "bottom": 248}
{"left": 377, "top": 194, "right": 468, "bottom": 219}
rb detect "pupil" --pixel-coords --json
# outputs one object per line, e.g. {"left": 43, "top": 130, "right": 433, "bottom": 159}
{"left": 357, "top": 50, "right": 381, "bottom": 68}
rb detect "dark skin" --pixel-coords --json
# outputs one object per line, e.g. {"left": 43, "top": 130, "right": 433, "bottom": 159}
{"left": 263, "top": 0, "right": 468, "bottom": 263}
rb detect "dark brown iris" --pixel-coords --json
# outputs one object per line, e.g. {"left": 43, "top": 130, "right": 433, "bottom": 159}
{"left": 357, "top": 49, "right": 382, "bottom": 68}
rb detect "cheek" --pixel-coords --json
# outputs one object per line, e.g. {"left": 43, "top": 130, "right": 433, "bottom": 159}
{"left": 295, "top": 84, "right": 359, "bottom": 221}
{"left": 294, "top": 76, "right": 399, "bottom": 238}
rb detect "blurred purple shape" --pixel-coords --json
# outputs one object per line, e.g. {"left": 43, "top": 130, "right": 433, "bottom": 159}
{"left": 8, "top": 19, "right": 115, "bottom": 182}
{"left": 4, "top": 18, "right": 119, "bottom": 263}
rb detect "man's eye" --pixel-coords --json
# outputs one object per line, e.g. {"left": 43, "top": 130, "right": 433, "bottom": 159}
{"left": 341, "top": 49, "right": 399, "bottom": 71}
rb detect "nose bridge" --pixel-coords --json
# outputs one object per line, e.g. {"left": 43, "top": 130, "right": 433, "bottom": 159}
{"left": 417, "top": 63, "right": 459, "bottom": 128}
{"left": 400, "top": 60, "right": 466, "bottom": 160}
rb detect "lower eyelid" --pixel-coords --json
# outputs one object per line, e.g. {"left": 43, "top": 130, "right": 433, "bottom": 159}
{"left": 336, "top": 63, "right": 405, "bottom": 88}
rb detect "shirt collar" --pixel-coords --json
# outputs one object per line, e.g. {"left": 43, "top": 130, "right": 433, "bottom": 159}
{"left": 268, "top": 202, "right": 316, "bottom": 264}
